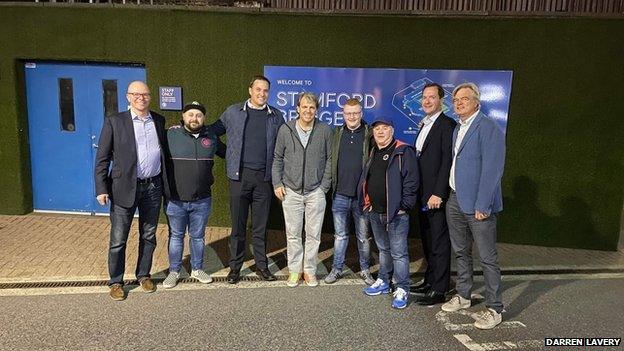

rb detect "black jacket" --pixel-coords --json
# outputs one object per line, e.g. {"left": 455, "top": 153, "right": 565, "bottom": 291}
{"left": 416, "top": 112, "right": 457, "bottom": 204}
{"left": 94, "top": 110, "right": 168, "bottom": 207}
{"left": 165, "top": 123, "right": 225, "bottom": 202}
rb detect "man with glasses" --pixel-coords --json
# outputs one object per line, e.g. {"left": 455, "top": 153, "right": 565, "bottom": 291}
{"left": 95, "top": 81, "right": 168, "bottom": 301}
{"left": 441, "top": 82, "right": 506, "bottom": 329}
{"left": 325, "top": 98, "right": 374, "bottom": 285}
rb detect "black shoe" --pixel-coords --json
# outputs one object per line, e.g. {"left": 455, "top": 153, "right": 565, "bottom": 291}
{"left": 256, "top": 269, "right": 277, "bottom": 281}
{"left": 227, "top": 270, "right": 240, "bottom": 284}
{"left": 409, "top": 282, "right": 431, "bottom": 294}
{"left": 416, "top": 290, "right": 446, "bottom": 306}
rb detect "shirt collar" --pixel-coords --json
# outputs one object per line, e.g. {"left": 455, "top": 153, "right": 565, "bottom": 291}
{"left": 130, "top": 109, "right": 152, "bottom": 121}
{"left": 423, "top": 110, "right": 442, "bottom": 126}
{"left": 243, "top": 99, "right": 272, "bottom": 114}
{"left": 459, "top": 110, "right": 479, "bottom": 127}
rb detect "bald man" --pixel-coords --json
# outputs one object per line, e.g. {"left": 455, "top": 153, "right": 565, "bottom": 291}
{"left": 94, "top": 81, "right": 168, "bottom": 301}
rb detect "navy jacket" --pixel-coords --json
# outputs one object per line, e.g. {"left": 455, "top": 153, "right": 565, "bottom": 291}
{"left": 211, "top": 101, "right": 284, "bottom": 182}
{"left": 358, "top": 139, "right": 420, "bottom": 224}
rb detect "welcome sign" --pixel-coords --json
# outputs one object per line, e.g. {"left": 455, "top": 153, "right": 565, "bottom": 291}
{"left": 264, "top": 66, "right": 513, "bottom": 144}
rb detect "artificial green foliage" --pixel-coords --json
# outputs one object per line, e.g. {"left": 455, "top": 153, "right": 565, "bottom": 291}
{"left": 0, "top": 5, "right": 622, "bottom": 250}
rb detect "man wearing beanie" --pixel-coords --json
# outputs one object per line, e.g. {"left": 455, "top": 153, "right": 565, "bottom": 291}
{"left": 162, "top": 101, "right": 225, "bottom": 288}
{"left": 211, "top": 75, "right": 285, "bottom": 284}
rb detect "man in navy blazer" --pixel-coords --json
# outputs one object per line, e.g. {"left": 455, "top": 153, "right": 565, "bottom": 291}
{"left": 441, "top": 82, "right": 506, "bottom": 330}
{"left": 411, "top": 83, "right": 457, "bottom": 306}
{"left": 94, "top": 81, "right": 168, "bottom": 301}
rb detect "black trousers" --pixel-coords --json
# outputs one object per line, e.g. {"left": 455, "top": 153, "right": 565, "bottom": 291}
{"left": 418, "top": 204, "right": 451, "bottom": 294}
{"left": 228, "top": 168, "right": 272, "bottom": 272}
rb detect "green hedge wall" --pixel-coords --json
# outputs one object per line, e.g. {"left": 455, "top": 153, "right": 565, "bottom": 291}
{"left": 1, "top": 5, "right": 622, "bottom": 250}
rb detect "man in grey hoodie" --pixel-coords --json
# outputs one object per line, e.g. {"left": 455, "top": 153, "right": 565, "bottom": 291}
{"left": 272, "top": 92, "right": 332, "bottom": 288}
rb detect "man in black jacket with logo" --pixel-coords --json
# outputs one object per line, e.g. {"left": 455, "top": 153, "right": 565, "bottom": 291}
{"left": 162, "top": 101, "right": 225, "bottom": 289}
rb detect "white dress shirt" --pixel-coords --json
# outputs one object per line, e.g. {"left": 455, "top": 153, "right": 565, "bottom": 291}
{"left": 449, "top": 110, "right": 479, "bottom": 191}
{"left": 415, "top": 111, "right": 442, "bottom": 153}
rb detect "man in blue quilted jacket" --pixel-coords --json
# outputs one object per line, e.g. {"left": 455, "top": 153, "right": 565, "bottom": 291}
{"left": 211, "top": 75, "right": 285, "bottom": 284}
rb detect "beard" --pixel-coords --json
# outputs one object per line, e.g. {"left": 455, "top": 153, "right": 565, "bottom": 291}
{"left": 184, "top": 122, "right": 203, "bottom": 133}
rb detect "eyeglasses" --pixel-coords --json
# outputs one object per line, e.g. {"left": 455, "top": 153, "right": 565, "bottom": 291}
{"left": 127, "top": 92, "right": 151, "bottom": 99}
{"left": 344, "top": 112, "right": 362, "bottom": 117}
{"left": 452, "top": 97, "right": 471, "bottom": 104}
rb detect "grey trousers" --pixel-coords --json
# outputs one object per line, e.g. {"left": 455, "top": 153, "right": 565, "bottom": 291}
{"left": 446, "top": 192, "right": 504, "bottom": 313}
{"left": 282, "top": 187, "right": 326, "bottom": 275}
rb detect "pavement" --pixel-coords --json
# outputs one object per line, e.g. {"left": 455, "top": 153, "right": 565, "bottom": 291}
{"left": 1, "top": 213, "right": 623, "bottom": 285}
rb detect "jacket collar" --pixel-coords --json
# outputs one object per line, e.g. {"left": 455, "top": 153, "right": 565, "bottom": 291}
{"left": 241, "top": 99, "right": 273, "bottom": 114}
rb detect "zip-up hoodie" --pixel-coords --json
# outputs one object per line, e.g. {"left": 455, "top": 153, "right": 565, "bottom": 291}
{"left": 358, "top": 139, "right": 420, "bottom": 224}
{"left": 165, "top": 123, "right": 225, "bottom": 202}
{"left": 272, "top": 118, "right": 333, "bottom": 195}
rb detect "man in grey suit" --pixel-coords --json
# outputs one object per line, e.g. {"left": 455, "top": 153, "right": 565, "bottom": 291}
{"left": 441, "top": 82, "right": 506, "bottom": 330}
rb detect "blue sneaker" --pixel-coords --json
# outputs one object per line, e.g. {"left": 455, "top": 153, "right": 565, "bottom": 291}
{"left": 364, "top": 278, "right": 391, "bottom": 296}
{"left": 391, "top": 287, "right": 409, "bottom": 309}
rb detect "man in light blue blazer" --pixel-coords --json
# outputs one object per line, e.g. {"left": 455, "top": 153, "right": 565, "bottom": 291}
{"left": 440, "top": 82, "right": 506, "bottom": 330}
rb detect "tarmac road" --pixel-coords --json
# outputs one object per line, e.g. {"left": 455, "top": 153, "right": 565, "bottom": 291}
{"left": 0, "top": 274, "right": 622, "bottom": 351}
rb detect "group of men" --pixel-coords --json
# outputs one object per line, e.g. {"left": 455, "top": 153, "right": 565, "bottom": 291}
{"left": 94, "top": 75, "right": 506, "bottom": 330}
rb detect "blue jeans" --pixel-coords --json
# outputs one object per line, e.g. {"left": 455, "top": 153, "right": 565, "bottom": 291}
{"left": 331, "top": 194, "right": 371, "bottom": 271}
{"left": 165, "top": 197, "right": 212, "bottom": 273}
{"left": 369, "top": 212, "right": 411, "bottom": 291}
{"left": 108, "top": 177, "right": 162, "bottom": 286}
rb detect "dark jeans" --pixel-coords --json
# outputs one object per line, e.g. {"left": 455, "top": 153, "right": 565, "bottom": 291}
{"left": 228, "top": 168, "right": 272, "bottom": 272}
{"left": 418, "top": 204, "right": 451, "bottom": 294}
{"left": 108, "top": 177, "right": 162, "bottom": 286}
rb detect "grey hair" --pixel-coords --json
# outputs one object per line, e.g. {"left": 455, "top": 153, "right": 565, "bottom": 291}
{"left": 297, "top": 92, "right": 319, "bottom": 108}
{"left": 452, "top": 82, "right": 480, "bottom": 105}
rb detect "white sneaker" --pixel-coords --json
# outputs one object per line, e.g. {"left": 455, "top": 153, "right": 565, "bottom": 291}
{"left": 191, "top": 269, "right": 213, "bottom": 284}
{"left": 163, "top": 271, "right": 179, "bottom": 289}
{"left": 441, "top": 294, "right": 471, "bottom": 312}
{"left": 474, "top": 308, "right": 502, "bottom": 329}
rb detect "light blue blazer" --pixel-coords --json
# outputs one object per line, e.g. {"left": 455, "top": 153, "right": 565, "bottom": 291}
{"left": 452, "top": 111, "right": 506, "bottom": 215}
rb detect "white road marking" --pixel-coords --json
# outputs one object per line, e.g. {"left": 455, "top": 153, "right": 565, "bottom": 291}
{"left": 436, "top": 310, "right": 526, "bottom": 331}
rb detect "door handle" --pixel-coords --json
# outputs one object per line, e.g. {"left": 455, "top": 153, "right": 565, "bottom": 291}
{"left": 93, "top": 144, "right": 98, "bottom": 148}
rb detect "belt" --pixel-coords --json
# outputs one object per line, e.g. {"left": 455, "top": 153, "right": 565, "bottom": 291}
{"left": 137, "top": 174, "right": 161, "bottom": 184}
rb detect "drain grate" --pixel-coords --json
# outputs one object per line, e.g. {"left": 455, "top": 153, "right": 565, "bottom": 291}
{"left": 0, "top": 268, "right": 621, "bottom": 290}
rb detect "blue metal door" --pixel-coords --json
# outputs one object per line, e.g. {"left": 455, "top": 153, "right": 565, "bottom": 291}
{"left": 25, "top": 62, "right": 146, "bottom": 214}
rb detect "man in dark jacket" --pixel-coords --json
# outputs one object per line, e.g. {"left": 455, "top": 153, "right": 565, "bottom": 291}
{"left": 325, "top": 98, "right": 374, "bottom": 285}
{"left": 211, "top": 75, "right": 284, "bottom": 284}
{"left": 162, "top": 101, "right": 225, "bottom": 289}
{"left": 359, "top": 117, "right": 419, "bottom": 309}
{"left": 94, "top": 81, "right": 167, "bottom": 301}
{"left": 411, "top": 83, "right": 457, "bottom": 306}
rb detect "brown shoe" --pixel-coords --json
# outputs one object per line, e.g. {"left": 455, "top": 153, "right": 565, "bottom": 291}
{"left": 109, "top": 283, "right": 126, "bottom": 301}
{"left": 139, "top": 278, "right": 156, "bottom": 293}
